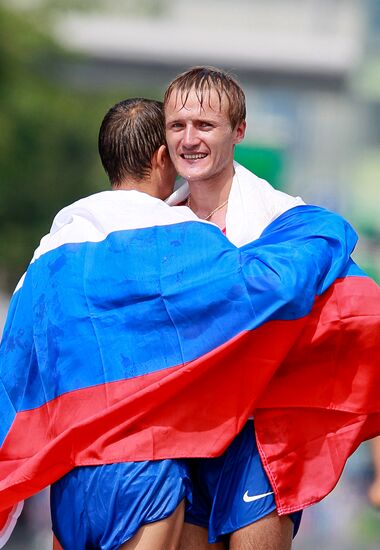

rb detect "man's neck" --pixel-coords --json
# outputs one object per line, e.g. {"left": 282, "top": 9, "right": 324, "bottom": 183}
{"left": 187, "top": 168, "right": 234, "bottom": 227}
{"left": 112, "top": 175, "right": 160, "bottom": 199}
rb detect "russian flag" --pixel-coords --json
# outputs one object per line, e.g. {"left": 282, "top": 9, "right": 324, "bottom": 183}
{"left": 0, "top": 190, "right": 379, "bottom": 544}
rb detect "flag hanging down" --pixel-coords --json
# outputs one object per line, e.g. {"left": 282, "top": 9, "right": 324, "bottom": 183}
{"left": 0, "top": 189, "right": 379, "bottom": 544}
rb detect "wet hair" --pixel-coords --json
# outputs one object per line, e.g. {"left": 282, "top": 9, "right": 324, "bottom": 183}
{"left": 163, "top": 66, "right": 246, "bottom": 129}
{"left": 98, "top": 98, "right": 165, "bottom": 186}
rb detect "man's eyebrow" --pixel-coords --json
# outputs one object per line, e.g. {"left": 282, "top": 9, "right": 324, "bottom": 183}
{"left": 166, "top": 115, "right": 217, "bottom": 123}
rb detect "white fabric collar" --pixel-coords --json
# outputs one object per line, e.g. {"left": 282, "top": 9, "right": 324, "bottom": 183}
{"left": 167, "top": 162, "right": 304, "bottom": 246}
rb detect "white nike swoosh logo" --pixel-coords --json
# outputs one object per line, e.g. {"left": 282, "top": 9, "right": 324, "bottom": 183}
{"left": 243, "top": 490, "right": 274, "bottom": 503}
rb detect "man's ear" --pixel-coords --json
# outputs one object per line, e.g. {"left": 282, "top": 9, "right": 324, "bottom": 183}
{"left": 155, "top": 144, "right": 169, "bottom": 169}
{"left": 154, "top": 144, "right": 177, "bottom": 200}
{"left": 233, "top": 120, "right": 246, "bottom": 145}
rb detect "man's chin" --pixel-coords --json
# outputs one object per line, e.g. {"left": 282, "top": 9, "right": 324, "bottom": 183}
{"left": 175, "top": 161, "right": 209, "bottom": 182}
{"left": 184, "top": 173, "right": 209, "bottom": 183}
{"left": 178, "top": 166, "right": 207, "bottom": 181}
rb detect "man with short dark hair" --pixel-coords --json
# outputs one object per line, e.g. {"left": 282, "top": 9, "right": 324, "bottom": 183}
{"left": 98, "top": 98, "right": 171, "bottom": 187}
{"left": 50, "top": 98, "right": 189, "bottom": 550}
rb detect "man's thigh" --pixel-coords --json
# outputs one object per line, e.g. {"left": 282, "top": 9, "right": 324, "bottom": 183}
{"left": 54, "top": 502, "right": 186, "bottom": 550}
{"left": 120, "top": 500, "right": 185, "bottom": 550}
{"left": 180, "top": 513, "right": 293, "bottom": 550}
{"left": 184, "top": 422, "right": 301, "bottom": 546}
{"left": 51, "top": 460, "right": 190, "bottom": 550}
{"left": 229, "top": 511, "right": 293, "bottom": 550}
{"left": 180, "top": 523, "right": 227, "bottom": 550}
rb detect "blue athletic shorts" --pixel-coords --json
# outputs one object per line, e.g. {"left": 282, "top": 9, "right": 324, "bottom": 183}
{"left": 185, "top": 421, "right": 302, "bottom": 543}
{"left": 51, "top": 459, "right": 191, "bottom": 550}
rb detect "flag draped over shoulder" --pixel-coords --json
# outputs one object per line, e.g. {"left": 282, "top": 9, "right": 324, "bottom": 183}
{"left": 252, "top": 216, "right": 380, "bottom": 514}
{"left": 0, "top": 189, "right": 379, "bottom": 544}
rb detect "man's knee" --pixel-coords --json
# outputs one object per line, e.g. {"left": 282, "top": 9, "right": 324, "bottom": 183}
{"left": 229, "top": 510, "right": 293, "bottom": 550}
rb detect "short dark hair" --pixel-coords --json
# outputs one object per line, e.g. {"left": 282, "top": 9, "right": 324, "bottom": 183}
{"left": 164, "top": 66, "right": 246, "bottom": 129}
{"left": 98, "top": 98, "right": 165, "bottom": 185}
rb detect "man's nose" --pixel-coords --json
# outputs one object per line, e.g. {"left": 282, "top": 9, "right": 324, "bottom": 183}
{"left": 182, "top": 125, "right": 200, "bottom": 148}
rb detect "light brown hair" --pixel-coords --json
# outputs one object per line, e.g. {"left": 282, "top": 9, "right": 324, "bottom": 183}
{"left": 164, "top": 66, "right": 246, "bottom": 129}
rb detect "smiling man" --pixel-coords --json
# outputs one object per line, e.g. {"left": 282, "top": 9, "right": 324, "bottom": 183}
{"left": 164, "top": 66, "right": 304, "bottom": 549}
{"left": 165, "top": 68, "right": 245, "bottom": 230}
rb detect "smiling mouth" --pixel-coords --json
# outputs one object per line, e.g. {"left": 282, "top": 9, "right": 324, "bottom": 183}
{"left": 181, "top": 153, "right": 208, "bottom": 160}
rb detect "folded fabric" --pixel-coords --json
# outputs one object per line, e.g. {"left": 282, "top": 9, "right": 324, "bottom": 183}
{"left": 0, "top": 190, "right": 379, "bottom": 545}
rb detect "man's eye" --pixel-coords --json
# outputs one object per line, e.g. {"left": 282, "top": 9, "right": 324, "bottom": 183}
{"left": 200, "top": 122, "right": 212, "bottom": 129}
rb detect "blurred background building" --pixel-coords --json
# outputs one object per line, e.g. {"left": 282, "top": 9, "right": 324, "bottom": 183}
{"left": 1, "top": 0, "right": 379, "bottom": 548}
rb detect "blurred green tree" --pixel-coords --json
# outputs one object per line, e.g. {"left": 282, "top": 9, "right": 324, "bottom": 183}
{"left": 0, "top": 6, "right": 124, "bottom": 290}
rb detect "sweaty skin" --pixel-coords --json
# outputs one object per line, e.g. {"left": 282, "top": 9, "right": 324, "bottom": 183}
{"left": 165, "top": 89, "right": 245, "bottom": 223}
